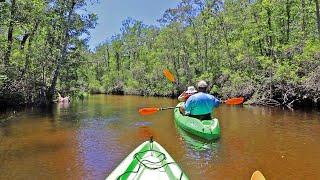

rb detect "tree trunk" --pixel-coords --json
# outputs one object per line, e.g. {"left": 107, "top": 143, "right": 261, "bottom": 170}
{"left": 20, "top": 34, "right": 30, "bottom": 50}
{"left": 219, "top": 17, "right": 233, "bottom": 67}
{"left": 103, "top": 48, "right": 109, "bottom": 70}
{"left": 301, "top": 0, "right": 306, "bottom": 38}
{"left": 115, "top": 52, "right": 120, "bottom": 75}
{"left": 204, "top": 32, "right": 208, "bottom": 71}
{"left": 182, "top": 45, "right": 191, "bottom": 85}
{"left": 20, "top": 21, "right": 39, "bottom": 79}
{"left": 316, "top": 0, "right": 320, "bottom": 38}
{"left": 173, "top": 54, "right": 179, "bottom": 83}
{"left": 189, "top": 18, "right": 201, "bottom": 69}
{"left": 286, "top": 0, "right": 291, "bottom": 43}
{"left": 106, "top": 46, "right": 110, "bottom": 69}
{"left": 253, "top": 12, "right": 264, "bottom": 56}
{"left": 266, "top": 8, "right": 274, "bottom": 57}
{"left": 3, "top": 0, "right": 16, "bottom": 66}
{"left": 48, "top": 0, "right": 75, "bottom": 101}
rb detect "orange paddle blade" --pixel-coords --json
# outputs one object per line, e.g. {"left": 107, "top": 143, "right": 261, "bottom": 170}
{"left": 138, "top": 108, "right": 160, "bottom": 115}
{"left": 225, "top": 97, "right": 245, "bottom": 105}
{"left": 163, "top": 69, "right": 175, "bottom": 82}
{"left": 251, "top": 170, "right": 266, "bottom": 180}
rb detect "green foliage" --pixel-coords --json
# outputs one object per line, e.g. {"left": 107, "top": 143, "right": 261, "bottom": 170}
{"left": 0, "top": 75, "right": 8, "bottom": 87}
{"left": 0, "top": 0, "right": 97, "bottom": 105}
{"left": 83, "top": 0, "right": 320, "bottom": 106}
{"left": 1, "top": 0, "right": 320, "bottom": 106}
{"left": 274, "top": 62, "right": 299, "bottom": 83}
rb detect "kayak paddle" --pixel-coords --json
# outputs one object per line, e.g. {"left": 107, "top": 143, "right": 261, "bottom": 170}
{"left": 138, "top": 97, "right": 244, "bottom": 116}
{"left": 139, "top": 107, "right": 176, "bottom": 115}
{"left": 163, "top": 69, "right": 245, "bottom": 105}
{"left": 250, "top": 170, "right": 266, "bottom": 180}
{"left": 163, "top": 69, "right": 176, "bottom": 83}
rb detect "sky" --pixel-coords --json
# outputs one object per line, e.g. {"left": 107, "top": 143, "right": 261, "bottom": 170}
{"left": 85, "top": 0, "right": 179, "bottom": 49}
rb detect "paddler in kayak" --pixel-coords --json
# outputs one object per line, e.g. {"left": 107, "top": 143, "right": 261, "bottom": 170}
{"left": 179, "top": 80, "right": 220, "bottom": 120}
{"left": 178, "top": 86, "right": 197, "bottom": 102}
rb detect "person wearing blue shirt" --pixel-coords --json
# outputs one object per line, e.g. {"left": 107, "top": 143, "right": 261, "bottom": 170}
{"left": 179, "top": 80, "right": 220, "bottom": 120}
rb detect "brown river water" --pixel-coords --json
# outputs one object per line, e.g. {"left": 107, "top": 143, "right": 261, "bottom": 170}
{"left": 1, "top": 95, "right": 320, "bottom": 179}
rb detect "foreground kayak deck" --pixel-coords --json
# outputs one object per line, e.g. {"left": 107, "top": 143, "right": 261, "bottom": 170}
{"left": 106, "top": 140, "right": 189, "bottom": 180}
{"left": 174, "top": 103, "right": 221, "bottom": 140}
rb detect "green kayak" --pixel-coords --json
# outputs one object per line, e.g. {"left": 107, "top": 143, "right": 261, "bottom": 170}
{"left": 106, "top": 139, "right": 189, "bottom": 180}
{"left": 174, "top": 102, "right": 221, "bottom": 140}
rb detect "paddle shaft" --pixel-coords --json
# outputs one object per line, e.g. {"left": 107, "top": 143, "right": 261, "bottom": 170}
{"left": 159, "top": 107, "right": 176, "bottom": 110}
{"left": 138, "top": 106, "right": 178, "bottom": 115}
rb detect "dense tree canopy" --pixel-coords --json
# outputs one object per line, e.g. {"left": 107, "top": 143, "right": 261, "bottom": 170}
{"left": 85, "top": 0, "right": 320, "bottom": 107}
{"left": 1, "top": 0, "right": 320, "bottom": 108}
{"left": 0, "top": 0, "right": 97, "bottom": 106}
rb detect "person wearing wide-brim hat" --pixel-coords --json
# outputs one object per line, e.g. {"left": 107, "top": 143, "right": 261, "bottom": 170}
{"left": 178, "top": 86, "right": 197, "bottom": 102}
{"left": 179, "top": 80, "right": 220, "bottom": 120}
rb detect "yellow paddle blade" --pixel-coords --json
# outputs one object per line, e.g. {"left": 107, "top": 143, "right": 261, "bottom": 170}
{"left": 163, "top": 69, "right": 175, "bottom": 83}
{"left": 251, "top": 170, "right": 266, "bottom": 180}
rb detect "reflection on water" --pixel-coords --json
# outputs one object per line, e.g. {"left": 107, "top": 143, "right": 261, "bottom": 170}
{"left": 137, "top": 126, "right": 154, "bottom": 140}
{"left": 176, "top": 125, "right": 220, "bottom": 152}
{"left": 134, "top": 121, "right": 153, "bottom": 127}
{"left": 0, "top": 95, "right": 320, "bottom": 179}
{"left": 58, "top": 102, "right": 70, "bottom": 109}
{"left": 77, "top": 118, "right": 120, "bottom": 179}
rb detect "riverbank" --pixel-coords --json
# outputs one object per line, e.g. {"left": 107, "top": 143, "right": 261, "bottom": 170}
{"left": 1, "top": 86, "right": 320, "bottom": 110}
{"left": 89, "top": 82, "right": 320, "bottom": 109}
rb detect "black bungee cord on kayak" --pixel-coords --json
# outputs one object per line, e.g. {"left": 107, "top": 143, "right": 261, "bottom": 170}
{"left": 116, "top": 137, "right": 185, "bottom": 180}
